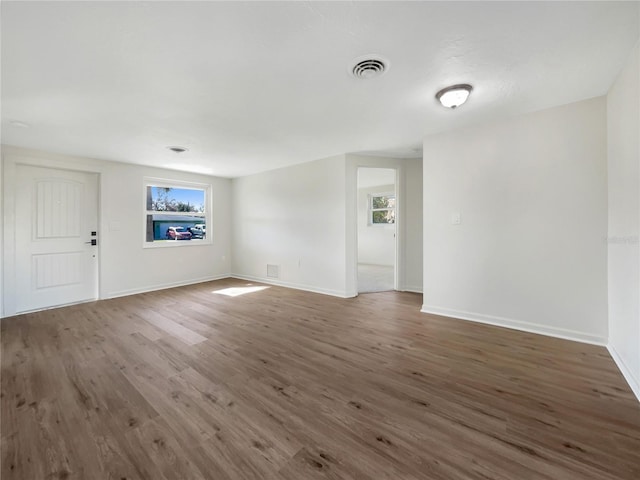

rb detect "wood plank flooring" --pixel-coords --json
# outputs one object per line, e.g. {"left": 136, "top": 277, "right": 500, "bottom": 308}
{"left": 2, "top": 277, "right": 639, "bottom": 479}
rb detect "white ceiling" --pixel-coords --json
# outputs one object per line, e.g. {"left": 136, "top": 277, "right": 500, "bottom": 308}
{"left": 2, "top": 1, "right": 639, "bottom": 178}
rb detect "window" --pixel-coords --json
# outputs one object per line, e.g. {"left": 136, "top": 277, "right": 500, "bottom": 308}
{"left": 369, "top": 193, "right": 395, "bottom": 225}
{"left": 144, "top": 179, "right": 211, "bottom": 246}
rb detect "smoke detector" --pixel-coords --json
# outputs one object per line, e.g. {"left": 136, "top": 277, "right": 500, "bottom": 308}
{"left": 167, "top": 146, "right": 188, "bottom": 153}
{"left": 350, "top": 55, "right": 389, "bottom": 79}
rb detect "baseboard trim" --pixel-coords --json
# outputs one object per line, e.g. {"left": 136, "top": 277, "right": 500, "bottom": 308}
{"left": 607, "top": 344, "right": 640, "bottom": 402}
{"left": 420, "top": 304, "right": 607, "bottom": 346}
{"left": 400, "top": 285, "right": 423, "bottom": 294}
{"left": 231, "top": 274, "right": 354, "bottom": 299}
{"left": 2, "top": 297, "right": 100, "bottom": 319}
{"left": 105, "top": 274, "right": 230, "bottom": 300}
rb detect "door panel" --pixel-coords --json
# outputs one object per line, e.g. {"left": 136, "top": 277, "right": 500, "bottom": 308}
{"left": 33, "top": 252, "right": 84, "bottom": 289}
{"left": 15, "top": 165, "right": 99, "bottom": 313}
{"left": 36, "top": 179, "right": 82, "bottom": 238}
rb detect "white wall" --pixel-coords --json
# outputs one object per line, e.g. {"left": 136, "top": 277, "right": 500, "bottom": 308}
{"left": 231, "top": 154, "right": 349, "bottom": 297}
{"left": 231, "top": 154, "right": 423, "bottom": 298}
{"left": 346, "top": 155, "right": 423, "bottom": 295}
{"left": 422, "top": 97, "right": 608, "bottom": 344}
{"left": 607, "top": 41, "right": 640, "bottom": 400}
{"left": 357, "top": 182, "right": 395, "bottom": 267}
{"left": 1, "top": 146, "right": 231, "bottom": 316}
{"left": 0, "top": 147, "right": 3, "bottom": 317}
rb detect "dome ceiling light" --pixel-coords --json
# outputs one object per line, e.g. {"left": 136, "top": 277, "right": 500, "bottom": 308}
{"left": 435, "top": 84, "right": 473, "bottom": 109}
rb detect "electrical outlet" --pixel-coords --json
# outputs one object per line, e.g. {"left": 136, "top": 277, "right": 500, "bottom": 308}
{"left": 451, "top": 213, "right": 461, "bottom": 225}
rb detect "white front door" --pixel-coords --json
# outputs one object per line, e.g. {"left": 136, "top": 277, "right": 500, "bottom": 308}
{"left": 15, "top": 165, "right": 99, "bottom": 313}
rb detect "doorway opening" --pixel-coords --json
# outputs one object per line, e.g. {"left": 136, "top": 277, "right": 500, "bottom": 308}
{"left": 357, "top": 167, "right": 397, "bottom": 293}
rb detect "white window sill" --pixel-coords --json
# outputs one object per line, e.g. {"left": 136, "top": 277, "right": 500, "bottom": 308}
{"left": 143, "top": 239, "right": 213, "bottom": 249}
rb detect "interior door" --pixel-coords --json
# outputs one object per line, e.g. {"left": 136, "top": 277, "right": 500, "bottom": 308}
{"left": 15, "top": 165, "right": 99, "bottom": 313}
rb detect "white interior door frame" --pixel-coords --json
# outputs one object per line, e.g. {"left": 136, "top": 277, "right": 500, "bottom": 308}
{"left": 354, "top": 165, "right": 402, "bottom": 293}
{"left": 392, "top": 168, "right": 400, "bottom": 291}
{"left": 2, "top": 152, "right": 102, "bottom": 317}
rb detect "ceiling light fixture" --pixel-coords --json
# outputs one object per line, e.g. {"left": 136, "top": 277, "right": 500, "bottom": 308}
{"left": 167, "top": 146, "right": 188, "bottom": 153}
{"left": 435, "top": 84, "right": 473, "bottom": 109}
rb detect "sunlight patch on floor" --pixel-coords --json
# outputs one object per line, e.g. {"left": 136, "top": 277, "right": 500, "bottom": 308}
{"left": 212, "top": 285, "right": 270, "bottom": 297}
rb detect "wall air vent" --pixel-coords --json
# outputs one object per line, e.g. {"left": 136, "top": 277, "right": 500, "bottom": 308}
{"left": 267, "top": 264, "right": 279, "bottom": 278}
{"left": 350, "top": 55, "right": 389, "bottom": 79}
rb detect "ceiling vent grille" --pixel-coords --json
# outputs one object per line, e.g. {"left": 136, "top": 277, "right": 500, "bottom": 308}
{"left": 351, "top": 55, "right": 388, "bottom": 79}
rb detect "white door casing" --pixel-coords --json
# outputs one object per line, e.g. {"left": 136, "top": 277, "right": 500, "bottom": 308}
{"left": 15, "top": 165, "right": 99, "bottom": 313}
{"left": 356, "top": 167, "right": 398, "bottom": 293}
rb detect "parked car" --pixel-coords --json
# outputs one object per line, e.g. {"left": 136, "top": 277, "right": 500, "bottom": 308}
{"left": 194, "top": 224, "right": 206, "bottom": 238}
{"left": 166, "top": 226, "right": 192, "bottom": 240}
{"left": 187, "top": 226, "right": 204, "bottom": 239}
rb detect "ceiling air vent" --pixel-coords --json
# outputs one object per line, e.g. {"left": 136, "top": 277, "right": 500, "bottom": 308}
{"left": 350, "top": 55, "right": 389, "bottom": 79}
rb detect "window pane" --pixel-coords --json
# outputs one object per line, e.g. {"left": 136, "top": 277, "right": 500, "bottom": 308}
{"left": 372, "top": 210, "right": 395, "bottom": 224}
{"left": 144, "top": 181, "right": 210, "bottom": 246}
{"left": 372, "top": 195, "right": 395, "bottom": 209}
{"left": 146, "top": 214, "right": 206, "bottom": 241}
{"left": 147, "top": 186, "right": 205, "bottom": 212}
{"left": 372, "top": 195, "right": 390, "bottom": 209}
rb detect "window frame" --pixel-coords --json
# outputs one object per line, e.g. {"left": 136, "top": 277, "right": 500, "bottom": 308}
{"left": 142, "top": 177, "right": 212, "bottom": 248}
{"left": 368, "top": 192, "right": 396, "bottom": 226}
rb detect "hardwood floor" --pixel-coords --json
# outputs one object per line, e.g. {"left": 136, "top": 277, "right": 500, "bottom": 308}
{"left": 2, "top": 278, "right": 639, "bottom": 479}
